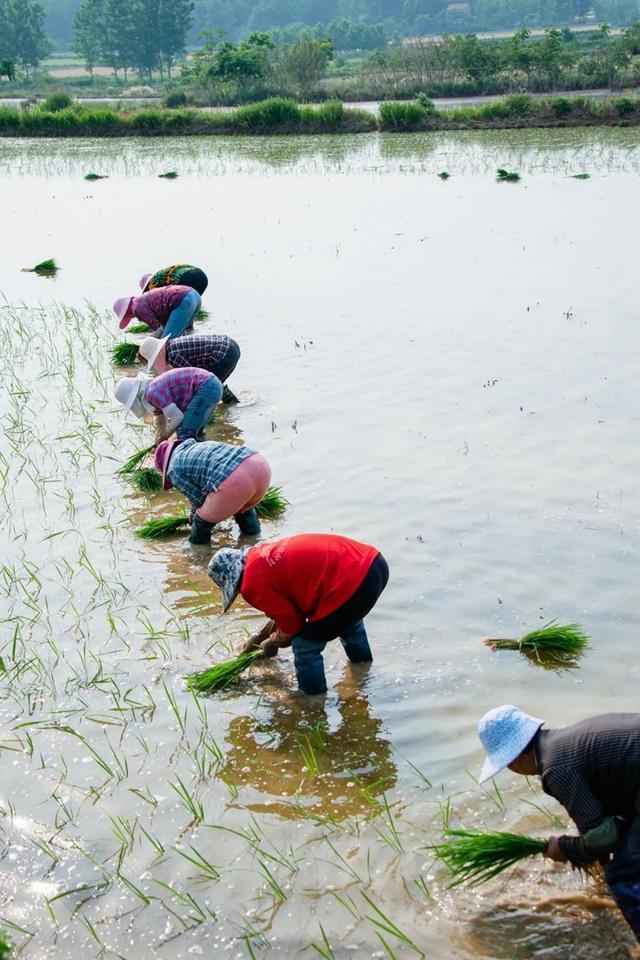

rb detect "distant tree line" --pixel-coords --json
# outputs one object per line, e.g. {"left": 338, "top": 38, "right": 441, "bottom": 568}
{"left": 0, "top": 0, "right": 52, "bottom": 77}
{"left": 72, "top": 0, "right": 194, "bottom": 78}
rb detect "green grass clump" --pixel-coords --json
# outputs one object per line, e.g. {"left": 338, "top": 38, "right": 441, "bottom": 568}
{"left": 378, "top": 100, "right": 426, "bottom": 131}
{"left": 485, "top": 619, "right": 589, "bottom": 662}
{"left": 116, "top": 444, "right": 156, "bottom": 476}
{"left": 130, "top": 467, "right": 163, "bottom": 492}
{"left": 256, "top": 485, "right": 289, "bottom": 520}
{"left": 497, "top": 168, "right": 520, "bottom": 182}
{"left": 135, "top": 513, "right": 189, "bottom": 538}
{"left": 0, "top": 928, "right": 11, "bottom": 960}
{"left": 430, "top": 829, "right": 547, "bottom": 887}
{"left": 111, "top": 341, "right": 140, "bottom": 365}
{"left": 186, "top": 649, "right": 264, "bottom": 694}
{"left": 24, "top": 257, "right": 58, "bottom": 274}
{"left": 84, "top": 172, "right": 107, "bottom": 180}
{"left": 196, "top": 309, "right": 209, "bottom": 321}
{"left": 158, "top": 170, "right": 178, "bottom": 178}
{"left": 127, "top": 322, "right": 150, "bottom": 334}
{"left": 42, "top": 92, "right": 73, "bottom": 112}
{"left": 233, "top": 97, "right": 300, "bottom": 131}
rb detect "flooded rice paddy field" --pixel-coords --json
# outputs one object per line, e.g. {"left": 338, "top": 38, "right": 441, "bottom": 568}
{"left": 0, "top": 129, "right": 639, "bottom": 959}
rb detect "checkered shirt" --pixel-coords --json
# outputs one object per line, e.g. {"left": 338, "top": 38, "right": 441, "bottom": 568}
{"left": 168, "top": 438, "right": 256, "bottom": 507}
{"left": 167, "top": 335, "right": 232, "bottom": 369}
{"left": 146, "top": 367, "right": 214, "bottom": 412}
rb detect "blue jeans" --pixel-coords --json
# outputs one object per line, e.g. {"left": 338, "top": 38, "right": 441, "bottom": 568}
{"left": 292, "top": 621, "right": 373, "bottom": 695}
{"left": 163, "top": 289, "right": 201, "bottom": 340}
{"left": 609, "top": 881, "right": 640, "bottom": 941}
{"left": 177, "top": 377, "right": 222, "bottom": 441}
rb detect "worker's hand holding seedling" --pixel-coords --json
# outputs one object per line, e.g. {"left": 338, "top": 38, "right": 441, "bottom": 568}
{"left": 241, "top": 619, "right": 276, "bottom": 653}
{"left": 544, "top": 837, "right": 568, "bottom": 862}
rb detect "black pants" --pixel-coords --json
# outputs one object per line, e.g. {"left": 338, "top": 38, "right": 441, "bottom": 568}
{"left": 299, "top": 554, "right": 389, "bottom": 644}
{"left": 181, "top": 268, "right": 208, "bottom": 295}
{"left": 212, "top": 339, "right": 241, "bottom": 383}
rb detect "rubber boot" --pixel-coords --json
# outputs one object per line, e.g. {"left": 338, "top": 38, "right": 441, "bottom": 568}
{"left": 292, "top": 637, "right": 328, "bottom": 695}
{"left": 234, "top": 508, "right": 260, "bottom": 535}
{"left": 340, "top": 620, "right": 373, "bottom": 663}
{"left": 189, "top": 514, "right": 215, "bottom": 545}
{"left": 222, "top": 384, "right": 239, "bottom": 404}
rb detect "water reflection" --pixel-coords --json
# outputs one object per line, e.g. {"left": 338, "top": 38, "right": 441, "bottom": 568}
{"left": 219, "top": 666, "right": 396, "bottom": 820}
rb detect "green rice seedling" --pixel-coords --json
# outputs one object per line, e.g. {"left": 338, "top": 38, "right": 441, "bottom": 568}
{"left": 159, "top": 171, "right": 178, "bottom": 178}
{"left": 570, "top": 173, "right": 590, "bottom": 179}
{"left": 116, "top": 444, "right": 155, "bottom": 476}
{"left": 0, "top": 929, "right": 11, "bottom": 960}
{"left": 130, "top": 467, "right": 163, "bottom": 493}
{"left": 135, "top": 513, "right": 189, "bottom": 538}
{"left": 196, "top": 309, "right": 209, "bottom": 321}
{"left": 430, "top": 828, "right": 546, "bottom": 887}
{"left": 496, "top": 168, "right": 520, "bottom": 182}
{"left": 256, "top": 485, "right": 289, "bottom": 520}
{"left": 484, "top": 619, "right": 589, "bottom": 663}
{"left": 24, "top": 258, "right": 59, "bottom": 274}
{"left": 438, "top": 171, "right": 450, "bottom": 179}
{"left": 84, "top": 173, "right": 107, "bottom": 181}
{"left": 127, "top": 322, "right": 150, "bottom": 334}
{"left": 186, "top": 649, "right": 264, "bottom": 694}
{"left": 111, "top": 341, "right": 140, "bottom": 366}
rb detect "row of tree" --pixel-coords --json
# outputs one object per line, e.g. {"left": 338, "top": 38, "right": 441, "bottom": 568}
{"left": 72, "top": 0, "right": 194, "bottom": 79}
{"left": 0, "top": 0, "right": 52, "bottom": 76}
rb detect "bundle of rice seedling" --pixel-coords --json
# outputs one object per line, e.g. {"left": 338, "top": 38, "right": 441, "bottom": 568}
{"left": 186, "top": 649, "right": 264, "bottom": 694}
{"left": 570, "top": 173, "right": 590, "bottom": 179}
{"left": 497, "top": 168, "right": 520, "bottom": 182}
{"left": 130, "top": 467, "right": 163, "bottom": 492}
{"left": 135, "top": 513, "right": 189, "bottom": 538}
{"left": 111, "top": 341, "right": 140, "bottom": 365}
{"left": 438, "top": 171, "right": 450, "bottom": 179}
{"left": 116, "top": 444, "right": 156, "bottom": 476}
{"left": 256, "top": 485, "right": 289, "bottom": 520}
{"left": 430, "top": 829, "right": 547, "bottom": 887}
{"left": 127, "top": 322, "right": 150, "bottom": 334}
{"left": 196, "top": 308, "right": 209, "bottom": 321}
{"left": 485, "top": 620, "right": 589, "bottom": 662}
{"left": 159, "top": 171, "right": 178, "bottom": 179}
{"left": 24, "top": 258, "right": 59, "bottom": 274}
{"left": 84, "top": 172, "right": 108, "bottom": 180}
{"left": 0, "top": 928, "right": 10, "bottom": 960}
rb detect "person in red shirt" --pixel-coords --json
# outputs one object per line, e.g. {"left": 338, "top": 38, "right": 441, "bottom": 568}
{"left": 208, "top": 534, "right": 389, "bottom": 695}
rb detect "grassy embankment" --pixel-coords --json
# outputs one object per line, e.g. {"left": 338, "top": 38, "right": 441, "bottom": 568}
{"left": 0, "top": 93, "right": 639, "bottom": 136}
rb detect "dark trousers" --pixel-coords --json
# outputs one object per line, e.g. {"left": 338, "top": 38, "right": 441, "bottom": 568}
{"left": 180, "top": 268, "right": 208, "bottom": 295}
{"left": 609, "top": 881, "right": 640, "bottom": 941}
{"left": 210, "top": 339, "right": 240, "bottom": 383}
{"left": 293, "top": 554, "right": 389, "bottom": 694}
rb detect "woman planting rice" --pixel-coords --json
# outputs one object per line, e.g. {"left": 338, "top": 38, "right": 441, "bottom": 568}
{"left": 138, "top": 335, "right": 240, "bottom": 402}
{"left": 114, "top": 368, "right": 222, "bottom": 444}
{"left": 114, "top": 285, "right": 201, "bottom": 340}
{"left": 477, "top": 704, "right": 640, "bottom": 941}
{"left": 139, "top": 264, "right": 208, "bottom": 295}
{"left": 207, "top": 534, "right": 389, "bottom": 695}
{"left": 154, "top": 438, "right": 271, "bottom": 543}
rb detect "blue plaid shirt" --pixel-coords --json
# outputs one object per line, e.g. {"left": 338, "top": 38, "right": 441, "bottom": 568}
{"left": 167, "top": 438, "right": 256, "bottom": 508}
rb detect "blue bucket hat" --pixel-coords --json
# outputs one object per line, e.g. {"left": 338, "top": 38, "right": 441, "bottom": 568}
{"left": 208, "top": 548, "right": 248, "bottom": 612}
{"left": 478, "top": 704, "right": 544, "bottom": 784}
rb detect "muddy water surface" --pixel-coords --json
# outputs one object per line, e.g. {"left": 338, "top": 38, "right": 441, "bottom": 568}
{"left": 0, "top": 129, "right": 639, "bottom": 959}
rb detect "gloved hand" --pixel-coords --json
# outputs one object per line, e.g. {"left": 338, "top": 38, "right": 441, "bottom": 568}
{"left": 260, "top": 638, "right": 279, "bottom": 658}
{"left": 189, "top": 514, "right": 214, "bottom": 544}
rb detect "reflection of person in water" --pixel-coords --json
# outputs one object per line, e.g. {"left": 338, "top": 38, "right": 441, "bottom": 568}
{"left": 219, "top": 666, "right": 396, "bottom": 820}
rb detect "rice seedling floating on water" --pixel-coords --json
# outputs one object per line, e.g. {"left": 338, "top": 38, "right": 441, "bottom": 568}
{"left": 84, "top": 172, "right": 108, "bottom": 181}
{"left": 570, "top": 173, "right": 590, "bottom": 179}
{"left": 496, "top": 168, "right": 520, "bottom": 182}
{"left": 159, "top": 171, "right": 178, "bottom": 179}
{"left": 135, "top": 513, "right": 190, "bottom": 538}
{"left": 430, "top": 829, "right": 547, "bottom": 887}
{"left": 0, "top": 928, "right": 11, "bottom": 960}
{"left": 196, "top": 309, "right": 209, "bottom": 321}
{"left": 186, "top": 649, "right": 264, "bottom": 694}
{"left": 111, "top": 341, "right": 140, "bottom": 366}
{"left": 256, "top": 485, "right": 289, "bottom": 520}
{"left": 438, "top": 171, "right": 451, "bottom": 179}
{"left": 116, "top": 443, "right": 156, "bottom": 476}
{"left": 130, "top": 467, "right": 163, "bottom": 493}
{"left": 127, "top": 322, "right": 150, "bottom": 334}
{"left": 484, "top": 619, "right": 589, "bottom": 663}
{"left": 23, "top": 258, "right": 59, "bottom": 275}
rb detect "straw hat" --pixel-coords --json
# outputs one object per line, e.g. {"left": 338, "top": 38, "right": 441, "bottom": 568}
{"left": 154, "top": 438, "right": 180, "bottom": 490}
{"left": 139, "top": 335, "right": 169, "bottom": 370}
{"left": 208, "top": 548, "right": 248, "bottom": 612}
{"left": 114, "top": 372, "right": 151, "bottom": 416}
{"left": 113, "top": 296, "right": 135, "bottom": 330}
{"left": 477, "top": 705, "right": 543, "bottom": 783}
{"left": 139, "top": 273, "right": 152, "bottom": 291}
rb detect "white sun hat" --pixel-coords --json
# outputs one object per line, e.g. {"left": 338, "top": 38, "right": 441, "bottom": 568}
{"left": 139, "top": 335, "right": 169, "bottom": 370}
{"left": 478, "top": 704, "right": 544, "bottom": 784}
{"left": 114, "top": 373, "right": 151, "bottom": 417}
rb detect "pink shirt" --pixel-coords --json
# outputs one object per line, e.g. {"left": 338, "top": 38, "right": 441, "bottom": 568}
{"left": 132, "top": 285, "right": 192, "bottom": 331}
{"left": 145, "top": 368, "right": 214, "bottom": 412}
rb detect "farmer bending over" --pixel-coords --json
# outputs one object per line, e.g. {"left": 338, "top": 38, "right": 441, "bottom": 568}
{"left": 139, "top": 335, "right": 240, "bottom": 404}
{"left": 114, "top": 368, "right": 222, "bottom": 444}
{"left": 114, "top": 285, "right": 201, "bottom": 340}
{"left": 155, "top": 438, "right": 271, "bottom": 542}
{"left": 208, "top": 534, "right": 389, "bottom": 695}
{"left": 139, "top": 264, "right": 208, "bottom": 295}
{"left": 477, "top": 704, "right": 640, "bottom": 942}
